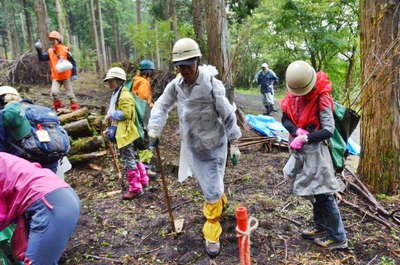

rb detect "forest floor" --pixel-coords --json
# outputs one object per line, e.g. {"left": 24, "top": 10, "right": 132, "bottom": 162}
{"left": 19, "top": 72, "right": 400, "bottom": 265}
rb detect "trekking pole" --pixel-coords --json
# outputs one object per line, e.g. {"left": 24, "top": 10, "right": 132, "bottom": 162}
{"left": 154, "top": 145, "right": 177, "bottom": 234}
{"left": 102, "top": 122, "right": 122, "bottom": 180}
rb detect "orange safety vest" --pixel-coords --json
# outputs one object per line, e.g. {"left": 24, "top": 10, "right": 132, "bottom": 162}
{"left": 48, "top": 44, "right": 72, "bottom": 81}
{"left": 132, "top": 74, "right": 153, "bottom": 107}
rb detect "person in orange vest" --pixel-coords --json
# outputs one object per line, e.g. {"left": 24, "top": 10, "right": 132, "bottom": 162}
{"left": 35, "top": 31, "right": 80, "bottom": 111}
{"left": 132, "top": 60, "right": 155, "bottom": 107}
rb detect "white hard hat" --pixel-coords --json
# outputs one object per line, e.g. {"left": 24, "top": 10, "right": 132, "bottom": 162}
{"left": 0, "top": 86, "right": 20, "bottom": 97}
{"left": 172, "top": 38, "right": 202, "bottom": 63}
{"left": 262, "top": 63, "right": 269, "bottom": 68}
{"left": 285, "top": 60, "right": 316, "bottom": 96}
{"left": 103, "top": 67, "right": 126, "bottom": 82}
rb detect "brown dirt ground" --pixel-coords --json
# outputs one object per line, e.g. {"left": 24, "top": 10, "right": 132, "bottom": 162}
{"left": 14, "top": 73, "right": 400, "bottom": 265}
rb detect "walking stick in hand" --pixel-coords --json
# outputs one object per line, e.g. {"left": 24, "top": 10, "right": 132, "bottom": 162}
{"left": 102, "top": 120, "right": 122, "bottom": 180}
{"left": 154, "top": 145, "right": 177, "bottom": 235}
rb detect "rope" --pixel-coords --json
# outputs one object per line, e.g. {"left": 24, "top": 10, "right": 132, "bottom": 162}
{"left": 235, "top": 216, "right": 259, "bottom": 262}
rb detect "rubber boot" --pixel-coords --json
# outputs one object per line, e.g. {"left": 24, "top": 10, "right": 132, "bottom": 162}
{"left": 123, "top": 169, "right": 143, "bottom": 200}
{"left": 70, "top": 101, "right": 80, "bottom": 111}
{"left": 203, "top": 194, "right": 228, "bottom": 258}
{"left": 52, "top": 99, "right": 64, "bottom": 111}
{"left": 136, "top": 162, "right": 149, "bottom": 187}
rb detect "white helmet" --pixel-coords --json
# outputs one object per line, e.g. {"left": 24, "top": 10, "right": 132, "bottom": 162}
{"left": 285, "top": 60, "right": 316, "bottom": 96}
{"left": 262, "top": 63, "right": 269, "bottom": 68}
{"left": 103, "top": 67, "right": 126, "bottom": 82}
{"left": 0, "top": 86, "right": 20, "bottom": 97}
{"left": 172, "top": 38, "right": 202, "bottom": 62}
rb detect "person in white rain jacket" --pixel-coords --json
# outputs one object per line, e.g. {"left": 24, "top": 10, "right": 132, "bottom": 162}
{"left": 148, "top": 38, "right": 242, "bottom": 257}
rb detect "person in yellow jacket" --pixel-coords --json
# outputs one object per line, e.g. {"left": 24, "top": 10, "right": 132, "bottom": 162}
{"left": 103, "top": 67, "right": 149, "bottom": 200}
{"left": 148, "top": 38, "right": 241, "bottom": 257}
{"left": 132, "top": 59, "right": 155, "bottom": 107}
{"left": 35, "top": 31, "right": 80, "bottom": 111}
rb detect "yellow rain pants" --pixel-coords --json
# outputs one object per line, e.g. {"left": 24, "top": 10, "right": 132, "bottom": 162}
{"left": 202, "top": 194, "right": 228, "bottom": 242}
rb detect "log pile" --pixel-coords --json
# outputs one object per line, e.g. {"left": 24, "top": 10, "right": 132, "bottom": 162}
{"left": 60, "top": 108, "right": 108, "bottom": 164}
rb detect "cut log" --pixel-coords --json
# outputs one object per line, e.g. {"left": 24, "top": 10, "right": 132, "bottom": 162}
{"left": 70, "top": 135, "right": 105, "bottom": 155}
{"left": 88, "top": 115, "right": 104, "bottom": 132}
{"left": 58, "top": 107, "right": 89, "bottom": 124}
{"left": 68, "top": 150, "right": 108, "bottom": 164}
{"left": 63, "top": 119, "right": 93, "bottom": 138}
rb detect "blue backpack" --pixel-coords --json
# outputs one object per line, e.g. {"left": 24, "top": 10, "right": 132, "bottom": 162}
{"left": 6, "top": 103, "right": 70, "bottom": 164}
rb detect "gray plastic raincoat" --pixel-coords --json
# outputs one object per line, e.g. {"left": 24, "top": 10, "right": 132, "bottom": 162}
{"left": 148, "top": 66, "right": 241, "bottom": 203}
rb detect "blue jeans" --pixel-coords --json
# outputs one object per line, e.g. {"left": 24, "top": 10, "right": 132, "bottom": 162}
{"left": 24, "top": 188, "right": 80, "bottom": 265}
{"left": 313, "top": 194, "right": 347, "bottom": 242}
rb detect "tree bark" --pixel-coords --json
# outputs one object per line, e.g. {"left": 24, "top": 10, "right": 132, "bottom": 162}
{"left": 112, "top": 15, "right": 122, "bottom": 62}
{"left": 89, "top": 0, "right": 103, "bottom": 72}
{"left": 55, "top": 0, "right": 69, "bottom": 45}
{"left": 205, "top": 0, "right": 233, "bottom": 102}
{"left": 168, "top": 0, "right": 178, "bottom": 41}
{"left": 68, "top": 150, "right": 107, "bottom": 164}
{"left": 136, "top": 0, "right": 142, "bottom": 25}
{"left": 96, "top": 0, "right": 107, "bottom": 71}
{"left": 33, "top": 0, "right": 50, "bottom": 50}
{"left": 192, "top": 0, "right": 207, "bottom": 62}
{"left": 4, "top": 0, "right": 20, "bottom": 58}
{"left": 358, "top": 0, "right": 400, "bottom": 194}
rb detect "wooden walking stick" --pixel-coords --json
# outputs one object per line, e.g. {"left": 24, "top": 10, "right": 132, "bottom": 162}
{"left": 102, "top": 122, "right": 122, "bottom": 180}
{"left": 154, "top": 145, "right": 177, "bottom": 234}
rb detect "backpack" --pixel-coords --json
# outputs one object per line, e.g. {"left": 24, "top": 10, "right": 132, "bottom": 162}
{"left": 7, "top": 103, "right": 70, "bottom": 164}
{"left": 125, "top": 79, "right": 149, "bottom": 139}
{"left": 329, "top": 102, "right": 360, "bottom": 173}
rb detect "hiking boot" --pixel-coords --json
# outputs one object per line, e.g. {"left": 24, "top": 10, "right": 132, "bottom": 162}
{"left": 314, "top": 237, "right": 348, "bottom": 250}
{"left": 301, "top": 228, "right": 328, "bottom": 240}
{"left": 122, "top": 191, "right": 143, "bottom": 200}
{"left": 70, "top": 102, "right": 80, "bottom": 111}
{"left": 205, "top": 240, "right": 221, "bottom": 258}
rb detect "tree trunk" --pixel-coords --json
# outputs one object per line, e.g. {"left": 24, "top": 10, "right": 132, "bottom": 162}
{"left": 136, "top": 0, "right": 142, "bottom": 25}
{"left": 168, "top": 0, "right": 178, "bottom": 41}
{"left": 55, "top": 0, "right": 69, "bottom": 45}
{"left": 5, "top": 0, "right": 20, "bottom": 58}
{"left": 63, "top": 119, "right": 93, "bottom": 138}
{"left": 344, "top": 45, "right": 357, "bottom": 107}
{"left": 96, "top": 0, "right": 107, "bottom": 71}
{"left": 21, "top": 0, "right": 34, "bottom": 51}
{"left": 205, "top": 0, "right": 233, "bottom": 102}
{"left": 33, "top": 0, "right": 50, "bottom": 50}
{"left": 89, "top": 0, "right": 103, "bottom": 72}
{"left": 192, "top": 0, "right": 207, "bottom": 62}
{"left": 358, "top": 0, "right": 400, "bottom": 194}
{"left": 112, "top": 15, "right": 122, "bottom": 62}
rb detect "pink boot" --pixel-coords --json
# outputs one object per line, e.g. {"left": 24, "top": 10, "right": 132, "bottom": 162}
{"left": 123, "top": 169, "right": 143, "bottom": 200}
{"left": 137, "top": 162, "right": 150, "bottom": 187}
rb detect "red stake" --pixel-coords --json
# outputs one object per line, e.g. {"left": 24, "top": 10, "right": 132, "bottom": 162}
{"left": 236, "top": 207, "right": 250, "bottom": 265}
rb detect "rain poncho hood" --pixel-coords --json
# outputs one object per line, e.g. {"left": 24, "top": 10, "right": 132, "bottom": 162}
{"left": 280, "top": 72, "right": 334, "bottom": 130}
{"left": 148, "top": 65, "right": 241, "bottom": 202}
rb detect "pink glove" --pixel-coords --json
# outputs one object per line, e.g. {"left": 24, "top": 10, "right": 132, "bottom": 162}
{"left": 296, "top": 128, "right": 309, "bottom": 136}
{"left": 290, "top": 135, "right": 307, "bottom": 150}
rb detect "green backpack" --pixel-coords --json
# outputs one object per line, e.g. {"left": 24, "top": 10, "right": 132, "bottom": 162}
{"left": 124, "top": 79, "right": 150, "bottom": 139}
{"left": 329, "top": 102, "right": 360, "bottom": 173}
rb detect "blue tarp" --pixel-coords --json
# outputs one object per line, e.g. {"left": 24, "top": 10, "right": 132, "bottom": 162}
{"left": 245, "top": 114, "right": 360, "bottom": 155}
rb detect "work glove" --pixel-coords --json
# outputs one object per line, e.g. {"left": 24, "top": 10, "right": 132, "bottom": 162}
{"left": 289, "top": 135, "right": 308, "bottom": 150}
{"left": 35, "top": 40, "right": 42, "bottom": 49}
{"left": 295, "top": 128, "right": 309, "bottom": 136}
{"left": 71, "top": 75, "right": 78, "bottom": 81}
{"left": 229, "top": 143, "right": 241, "bottom": 166}
{"left": 148, "top": 129, "right": 160, "bottom": 149}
